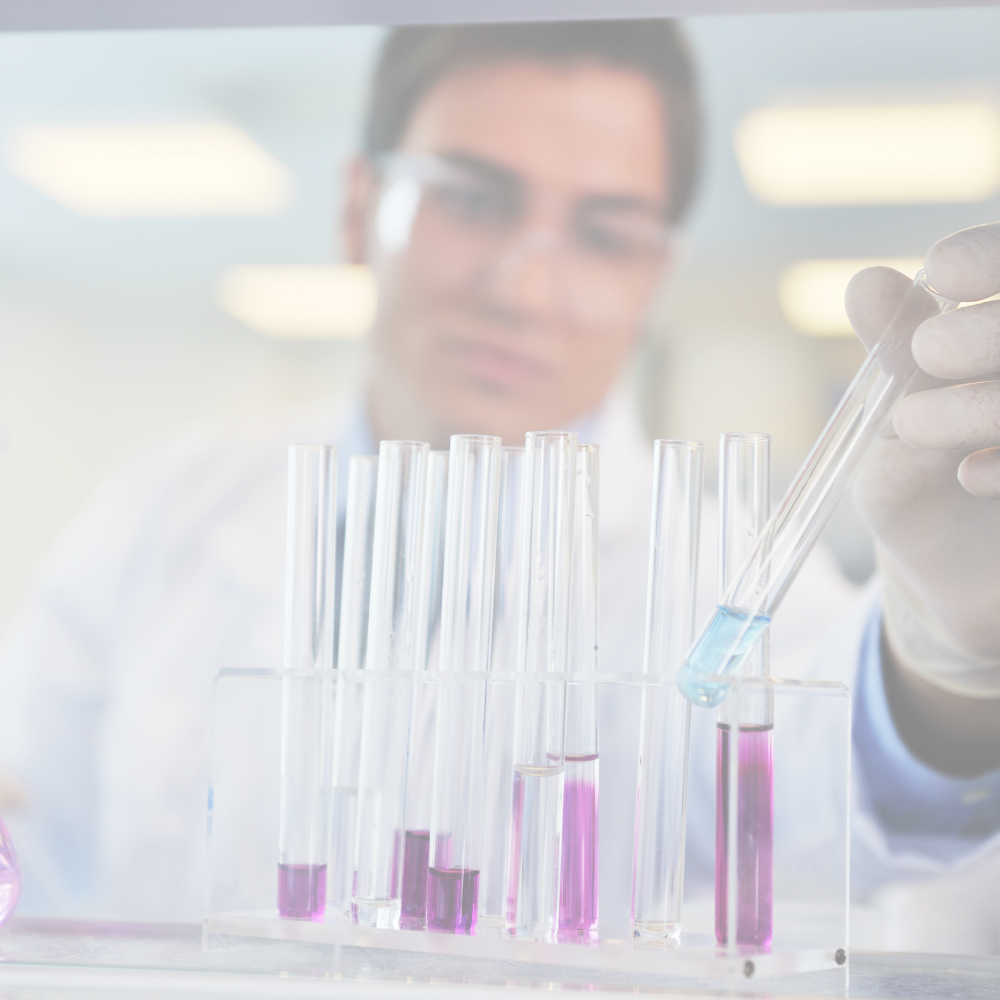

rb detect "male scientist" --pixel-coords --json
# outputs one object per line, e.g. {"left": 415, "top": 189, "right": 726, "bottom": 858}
{"left": 2, "top": 21, "right": 1000, "bottom": 950}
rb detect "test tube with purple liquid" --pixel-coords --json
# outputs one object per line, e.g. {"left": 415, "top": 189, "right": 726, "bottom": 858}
{"left": 559, "top": 443, "right": 600, "bottom": 937}
{"left": 353, "top": 440, "right": 428, "bottom": 929}
{"left": 714, "top": 433, "right": 773, "bottom": 950}
{"left": 400, "top": 450, "right": 449, "bottom": 930}
{"left": 277, "top": 444, "right": 337, "bottom": 921}
{"left": 425, "top": 435, "right": 501, "bottom": 934}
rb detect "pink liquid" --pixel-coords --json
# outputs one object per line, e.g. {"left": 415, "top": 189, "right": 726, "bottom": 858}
{"left": 715, "top": 724, "right": 773, "bottom": 949}
{"left": 0, "top": 813, "right": 20, "bottom": 926}
{"left": 559, "top": 755, "right": 599, "bottom": 935}
{"left": 426, "top": 866, "right": 480, "bottom": 934}
{"left": 277, "top": 862, "right": 327, "bottom": 921}
{"left": 400, "top": 829, "right": 430, "bottom": 930}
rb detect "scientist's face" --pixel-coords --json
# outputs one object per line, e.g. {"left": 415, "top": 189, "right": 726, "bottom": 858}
{"left": 348, "top": 59, "right": 672, "bottom": 446}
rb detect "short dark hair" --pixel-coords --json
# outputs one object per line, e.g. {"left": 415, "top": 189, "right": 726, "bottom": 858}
{"left": 363, "top": 21, "right": 702, "bottom": 224}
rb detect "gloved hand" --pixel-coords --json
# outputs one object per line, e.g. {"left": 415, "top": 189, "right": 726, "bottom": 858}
{"left": 848, "top": 222, "right": 1000, "bottom": 699}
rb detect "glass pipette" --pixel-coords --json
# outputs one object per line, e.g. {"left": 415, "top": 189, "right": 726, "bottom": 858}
{"left": 679, "top": 271, "right": 959, "bottom": 706}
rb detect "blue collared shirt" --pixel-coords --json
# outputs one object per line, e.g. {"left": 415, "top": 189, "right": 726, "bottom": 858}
{"left": 854, "top": 608, "right": 1000, "bottom": 841}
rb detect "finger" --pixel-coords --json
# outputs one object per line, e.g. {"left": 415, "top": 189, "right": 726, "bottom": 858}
{"left": 845, "top": 266, "right": 913, "bottom": 353}
{"left": 912, "top": 299, "right": 1000, "bottom": 380}
{"left": 894, "top": 379, "right": 1000, "bottom": 451}
{"left": 958, "top": 447, "right": 1000, "bottom": 500}
{"left": 924, "top": 222, "right": 1000, "bottom": 303}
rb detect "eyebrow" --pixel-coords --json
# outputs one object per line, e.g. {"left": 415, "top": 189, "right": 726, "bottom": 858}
{"left": 436, "top": 150, "right": 666, "bottom": 218}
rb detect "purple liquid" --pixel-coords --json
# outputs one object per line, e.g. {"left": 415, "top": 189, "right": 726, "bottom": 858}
{"left": 0, "top": 813, "right": 20, "bottom": 926}
{"left": 426, "top": 867, "right": 480, "bottom": 934}
{"left": 559, "top": 755, "right": 599, "bottom": 935}
{"left": 278, "top": 862, "right": 327, "bottom": 921}
{"left": 715, "top": 723, "right": 773, "bottom": 949}
{"left": 400, "top": 829, "right": 430, "bottom": 930}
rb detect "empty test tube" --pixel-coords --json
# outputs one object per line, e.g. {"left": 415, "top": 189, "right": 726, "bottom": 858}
{"left": 328, "top": 454, "right": 378, "bottom": 918}
{"left": 426, "top": 435, "right": 501, "bottom": 934}
{"left": 560, "top": 443, "right": 600, "bottom": 938}
{"left": 715, "top": 433, "right": 773, "bottom": 950}
{"left": 680, "top": 272, "right": 961, "bottom": 705}
{"left": 277, "top": 444, "right": 338, "bottom": 921}
{"left": 478, "top": 447, "right": 525, "bottom": 932}
{"left": 401, "top": 450, "right": 449, "bottom": 930}
{"left": 631, "top": 440, "right": 703, "bottom": 940}
{"left": 506, "top": 431, "right": 577, "bottom": 943}
{"left": 353, "top": 440, "right": 428, "bottom": 928}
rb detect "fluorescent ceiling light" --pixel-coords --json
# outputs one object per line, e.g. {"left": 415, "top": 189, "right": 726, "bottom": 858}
{"left": 779, "top": 257, "right": 925, "bottom": 337}
{"left": 217, "top": 264, "right": 376, "bottom": 339}
{"left": 5, "top": 123, "right": 292, "bottom": 217}
{"left": 735, "top": 103, "right": 1000, "bottom": 205}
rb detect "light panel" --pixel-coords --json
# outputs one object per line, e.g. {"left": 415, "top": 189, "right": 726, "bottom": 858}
{"left": 779, "top": 257, "right": 924, "bottom": 337}
{"left": 5, "top": 123, "right": 292, "bottom": 217}
{"left": 217, "top": 264, "right": 377, "bottom": 339}
{"left": 736, "top": 103, "right": 1000, "bottom": 205}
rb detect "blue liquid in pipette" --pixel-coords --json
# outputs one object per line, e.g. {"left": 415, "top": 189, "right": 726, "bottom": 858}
{"left": 678, "top": 606, "right": 771, "bottom": 707}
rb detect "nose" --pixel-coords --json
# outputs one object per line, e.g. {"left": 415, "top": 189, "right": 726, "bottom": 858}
{"left": 483, "top": 228, "right": 567, "bottom": 323}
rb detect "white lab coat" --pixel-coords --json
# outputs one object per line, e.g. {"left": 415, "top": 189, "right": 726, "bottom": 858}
{"left": 1, "top": 391, "right": 998, "bottom": 950}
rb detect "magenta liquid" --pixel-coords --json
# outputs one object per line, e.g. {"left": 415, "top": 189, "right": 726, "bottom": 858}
{"left": 400, "top": 829, "right": 430, "bottom": 930}
{"left": 559, "top": 754, "right": 599, "bottom": 935}
{"left": 715, "top": 723, "right": 773, "bottom": 949}
{"left": 0, "top": 813, "right": 20, "bottom": 926}
{"left": 277, "top": 862, "right": 327, "bottom": 921}
{"left": 426, "top": 866, "right": 480, "bottom": 934}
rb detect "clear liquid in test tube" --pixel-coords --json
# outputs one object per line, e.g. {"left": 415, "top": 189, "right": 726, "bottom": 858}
{"left": 426, "top": 435, "right": 501, "bottom": 934}
{"left": 328, "top": 454, "right": 378, "bottom": 918}
{"left": 559, "top": 443, "right": 599, "bottom": 939}
{"left": 713, "top": 434, "right": 773, "bottom": 950}
{"left": 680, "top": 271, "right": 961, "bottom": 705}
{"left": 631, "top": 440, "right": 703, "bottom": 940}
{"left": 478, "top": 447, "right": 525, "bottom": 934}
{"left": 400, "top": 450, "right": 449, "bottom": 930}
{"left": 353, "top": 440, "right": 428, "bottom": 928}
{"left": 277, "top": 444, "right": 337, "bottom": 921}
{"left": 506, "top": 431, "right": 576, "bottom": 942}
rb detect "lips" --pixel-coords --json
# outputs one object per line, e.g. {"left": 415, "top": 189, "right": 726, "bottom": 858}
{"left": 439, "top": 332, "right": 555, "bottom": 393}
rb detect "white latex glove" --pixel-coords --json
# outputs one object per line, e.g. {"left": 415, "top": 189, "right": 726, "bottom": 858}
{"left": 849, "top": 223, "right": 1000, "bottom": 698}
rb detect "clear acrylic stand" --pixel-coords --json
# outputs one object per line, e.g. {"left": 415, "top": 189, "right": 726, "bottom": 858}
{"left": 204, "top": 668, "right": 849, "bottom": 993}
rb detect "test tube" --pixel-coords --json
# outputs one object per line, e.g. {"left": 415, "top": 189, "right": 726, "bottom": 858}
{"left": 277, "top": 444, "right": 338, "bottom": 921}
{"left": 328, "top": 454, "right": 378, "bottom": 918}
{"left": 353, "top": 440, "right": 428, "bottom": 928}
{"left": 400, "top": 450, "right": 449, "bottom": 930}
{"left": 714, "top": 434, "right": 773, "bottom": 949}
{"left": 559, "top": 443, "right": 600, "bottom": 938}
{"left": 506, "top": 431, "right": 577, "bottom": 942}
{"left": 425, "top": 435, "right": 501, "bottom": 933}
{"left": 630, "top": 440, "right": 703, "bottom": 940}
{"left": 679, "top": 271, "right": 961, "bottom": 704}
{"left": 478, "top": 447, "right": 525, "bottom": 932}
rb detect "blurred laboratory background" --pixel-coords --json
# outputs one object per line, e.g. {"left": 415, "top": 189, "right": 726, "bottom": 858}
{"left": 1, "top": 7, "right": 1000, "bottom": 632}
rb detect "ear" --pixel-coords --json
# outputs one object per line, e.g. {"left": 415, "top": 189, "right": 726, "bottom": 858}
{"left": 342, "top": 155, "right": 377, "bottom": 265}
